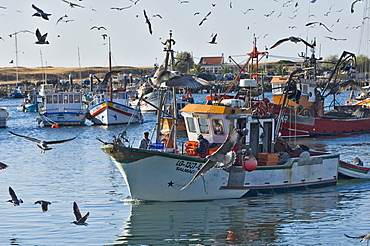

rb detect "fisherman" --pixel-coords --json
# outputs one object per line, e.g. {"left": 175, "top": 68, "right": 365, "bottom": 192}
{"left": 160, "top": 133, "right": 175, "bottom": 149}
{"left": 138, "top": 131, "right": 151, "bottom": 149}
{"left": 194, "top": 134, "right": 210, "bottom": 158}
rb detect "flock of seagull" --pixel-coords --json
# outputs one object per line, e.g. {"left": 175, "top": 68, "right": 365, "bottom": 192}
{"left": 3, "top": 131, "right": 88, "bottom": 225}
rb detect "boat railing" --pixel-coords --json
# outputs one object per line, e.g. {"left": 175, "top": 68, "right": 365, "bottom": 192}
{"left": 40, "top": 107, "right": 88, "bottom": 114}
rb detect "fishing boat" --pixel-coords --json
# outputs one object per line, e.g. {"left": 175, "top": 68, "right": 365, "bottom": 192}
{"left": 88, "top": 88, "right": 143, "bottom": 125}
{"left": 338, "top": 159, "right": 370, "bottom": 179}
{"left": 37, "top": 91, "right": 88, "bottom": 126}
{"left": 0, "top": 107, "right": 9, "bottom": 128}
{"left": 87, "top": 39, "right": 143, "bottom": 125}
{"left": 129, "top": 81, "right": 171, "bottom": 113}
{"left": 17, "top": 93, "right": 42, "bottom": 112}
{"left": 8, "top": 86, "right": 25, "bottom": 98}
{"left": 100, "top": 102, "right": 339, "bottom": 201}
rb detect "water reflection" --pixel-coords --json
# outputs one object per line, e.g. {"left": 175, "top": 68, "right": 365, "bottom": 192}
{"left": 113, "top": 185, "right": 362, "bottom": 245}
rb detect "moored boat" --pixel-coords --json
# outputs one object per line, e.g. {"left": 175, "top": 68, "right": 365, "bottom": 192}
{"left": 0, "top": 107, "right": 9, "bottom": 128}
{"left": 37, "top": 91, "right": 88, "bottom": 126}
{"left": 339, "top": 159, "right": 370, "bottom": 179}
{"left": 100, "top": 102, "right": 339, "bottom": 201}
{"left": 17, "top": 93, "right": 42, "bottom": 112}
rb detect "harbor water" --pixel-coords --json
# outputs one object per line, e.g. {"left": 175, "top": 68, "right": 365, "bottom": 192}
{"left": 1, "top": 93, "right": 370, "bottom": 245}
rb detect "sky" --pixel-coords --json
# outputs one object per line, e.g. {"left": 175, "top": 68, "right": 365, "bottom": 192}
{"left": 0, "top": 0, "right": 369, "bottom": 68}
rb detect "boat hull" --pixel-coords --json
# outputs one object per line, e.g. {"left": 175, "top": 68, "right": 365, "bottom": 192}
{"left": 89, "top": 100, "right": 142, "bottom": 125}
{"left": 130, "top": 90, "right": 171, "bottom": 112}
{"left": 338, "top": 160, "right": 370, "bottom": 179}
{"left": 39, "top": 111, "right": 87, "bottom": 126}
{"left": 101, "top": 144, "right": 339, "bottom": 201}
{"left": 279, "top": 113, "right": 370, "bottom": 138}
{"left": 0, "top": 107, "right": 8, "bottom": 128}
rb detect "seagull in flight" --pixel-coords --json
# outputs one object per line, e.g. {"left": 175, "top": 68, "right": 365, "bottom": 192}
{"left": 0, "top": 162, "right": 8, "bottom": 170}
{"left": 181, "top": 129, "right": 239, "bottom": 190}
{"left": 351, "top": 0, "right": 363, "bottom": 13}
{"left": 150, "top": 65, "right": 210, "bottom": 90}
{"left": 199, "top": 11, "right": 211, "bottom": 26}
{"left": 345, "top": 233, "right": 370, "bottom": 244}
{"left": 32, "top": 4, "right": 51, "bottom": 20}
{"left": 111, "top": 6, "right": 132, "bottom": 10}
{"left": 34, "top": 28, "right": 49, "bottom": 44}
{"left": 90, "top": 26, "right": 107, "bottom": 30}
{"left": 325, "top": 36, "right": 347, "bottom": 41}
{"left": 306, "top": 21, "right": 332, "bottom": 32}
{"left": 143, "top": 9, "right": 152, "bottom": 34}
{"left": 208, "top": 33, "right": 217, "bottom": 44}
{"left": 7, "top": 187, "right": 23, "bottom": 206}
{"left": 270, "top": 36, "right": 313, "bottom": 49}
{"left": 9, "top": 131, "right": 76, "bottom": 153}
{"left": 61, "top": 0, "right": 84, "bottom": 8}
{"left": 56, "top": 14, "right": 68, "bottom": 25}
{"left": 72, "top": 202, "right": 89, "bottom": 225}
{"left": 34, "top": 200, "right": 51, "bottom": 212}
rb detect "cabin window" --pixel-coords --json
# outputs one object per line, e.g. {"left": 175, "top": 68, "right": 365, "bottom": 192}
{"left": 59, "top": 95, "right": 63, "bottom": 104}
{"left": 69, "top": 95, "right": 73, "bottom": 103}
{"left": 212, "top": 119, "right": 224, "bottom": 135}
{"left": 186, "top": 117, "right": 196, "bottom": 133}
{"left": 53, "top": 95, "right": 58, "bottom": 104}
{"left": 74, "top": 95, "right": 81, "bottom": 103}
{"left": 302, "top": 84, "right": 308, "bottom": 93}
{"left": 198, "top": 118, "right": 209, "bottom": 134}
{"left": 46, "top": 95, "right": 52, "bottom": 104}
{"left": 64, "top": 95, "right": 69, "bottom": 103}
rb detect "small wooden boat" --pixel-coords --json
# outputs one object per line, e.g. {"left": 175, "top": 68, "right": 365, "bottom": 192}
{"left": 339, "top": 159, "right": 370, "bottom": 179}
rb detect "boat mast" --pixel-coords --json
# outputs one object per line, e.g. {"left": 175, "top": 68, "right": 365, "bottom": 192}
{"left": 108, "top": 37, "right": 113, "bottom": 101}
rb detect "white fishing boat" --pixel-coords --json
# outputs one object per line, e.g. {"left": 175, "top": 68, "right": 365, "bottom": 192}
{"left": 0, "top": 107, "right": 9, "bottom": 128}
{"left": 88, "top": 88, "right": 143, "bottom": 125}
{"left": 130, "top": 82, "right": 171, "bottom": 112}
{"left": 37, "top": 91, "right": 88, "bottom": 126}
{"left": 100, "top": 103, "right": 339, "bottom": 201}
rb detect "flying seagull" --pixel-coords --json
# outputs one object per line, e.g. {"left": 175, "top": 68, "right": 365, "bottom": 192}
{"left": 325, "top": 36, "right": 346, "bottom": 41}
{"left": 72, "top": 202, "right": 89, "bottom": 226}
{"left": 351, "top": 0, "right": 363, "bottom": 13}
{"left": 345, "top": 233, "right": 370, "bottom": 244}
{"left": 8, "top": 187, "right": 23, "bottom": 206}
{"left": 32, "top": 4, "right": 51, "bottom": 20}
{"left": 208, "top": 33, "right": 217, "bottom": 44}
{"left": 90, "top": 26, "right": 107, "bottom": 30}
{"left": 199, "top": 11, "right": 211, "bottom": 26}
{"left": 181, "top": 129, "right": 239, "bottom": 190}
{"left": 61, "top": 0, "right": 85, "bottom": 8}
{"left": 34, "top": 200, "right": 51, "bottom": 212}
{"left": 152, "top": 13, "right": 162, "bottom": 18}
{"left": 56, "top": 14, "right": 68, "bottom": 25}
{"left": 270, "top": 36, "right": 313, "bottom": 49}
{"left": 35, "top": 28, "right": 49, "bottom": 44}
{"left": 150, "top": 65, "right": 210, "bottom": 90}
{"left": 0, "top": 161, "right": 8, "bottom": 170}
{"left": 9, "top": 131, "right": 76, "bottom": 153}
{"left": 143, "top": 9, "right": 152, "bottom": 34}
{"left": 306, "top": 21, "right": 332, "bottom": 32}
{"left": 111, "top": 6, "right": 132, "bottom": 10}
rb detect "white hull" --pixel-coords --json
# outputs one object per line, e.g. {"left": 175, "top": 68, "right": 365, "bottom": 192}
{"left": 102, "top": 145, "right": 339, "bottom": 201}
{"left": 0, "top": 107, "right": 8, "bottom": 128}
{"left": 89, "top": 100, "right": 142, "bottom": 125}
{"left": 130, "top": 90, "right": 171, "bottom": 112}
{"left": 338, "top": 161, "right": 370, "bottom": 179}
{"left": 39, "top": 111, "right": 86, "bottom": 126}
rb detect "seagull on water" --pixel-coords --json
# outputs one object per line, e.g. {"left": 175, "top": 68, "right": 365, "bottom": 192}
{"left": 32, "top": 4, "right": 51, "bottom": 20}
{"left": 150, "top": 65, "right": 209, "bottom": 90}
{"left": 72, "top": 202, "right": 89, "bottom": 226}
{"left": 143, "top": 9, "right": 153, "bottom": 34}
{"left": 8, "top": 187, "right": 23, "bottom": 206}
{"left": 181, "top": 129, "right": 239, "bottom": 190}
{"left": 35, "top": 200, "right": 51, "bottom": 212}
{"left": 34, "top": 28, "right": 49, "bottom": 44}
{"left": 9, "top": 131, "right": 76, "bottom": 153}
{"left": 270, "top": 36, "right": 313, "bottom": 49}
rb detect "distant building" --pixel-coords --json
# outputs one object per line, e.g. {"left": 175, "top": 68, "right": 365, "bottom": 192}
{"left": 199, "top": 56, "right": 224, "bottom": 74}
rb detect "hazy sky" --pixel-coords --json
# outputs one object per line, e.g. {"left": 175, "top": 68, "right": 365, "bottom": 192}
{"left": 0, "top": 0, "right": 369, "bottom": 68}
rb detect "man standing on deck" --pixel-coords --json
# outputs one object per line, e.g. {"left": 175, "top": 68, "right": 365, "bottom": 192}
{"left": 138, "top": 131, "right": 151, "bottom": 149}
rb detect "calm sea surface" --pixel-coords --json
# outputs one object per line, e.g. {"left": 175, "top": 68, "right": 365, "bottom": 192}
{"left": 1, "top": 92, "right": 370, "bottom": 245}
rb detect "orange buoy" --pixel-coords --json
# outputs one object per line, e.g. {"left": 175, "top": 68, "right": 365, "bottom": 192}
{"left": 51, "top": 124, "right": 59, "bottom": 128}
{"left": 242, "top": 154, "right": 257, "bottom": 172}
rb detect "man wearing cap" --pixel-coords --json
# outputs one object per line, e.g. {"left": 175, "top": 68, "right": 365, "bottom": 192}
{"left": 194, "top": 134, "right": 210, "bottom": 158}
{"left": 138, "top": 131, "right": 152, "bottom": 149}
